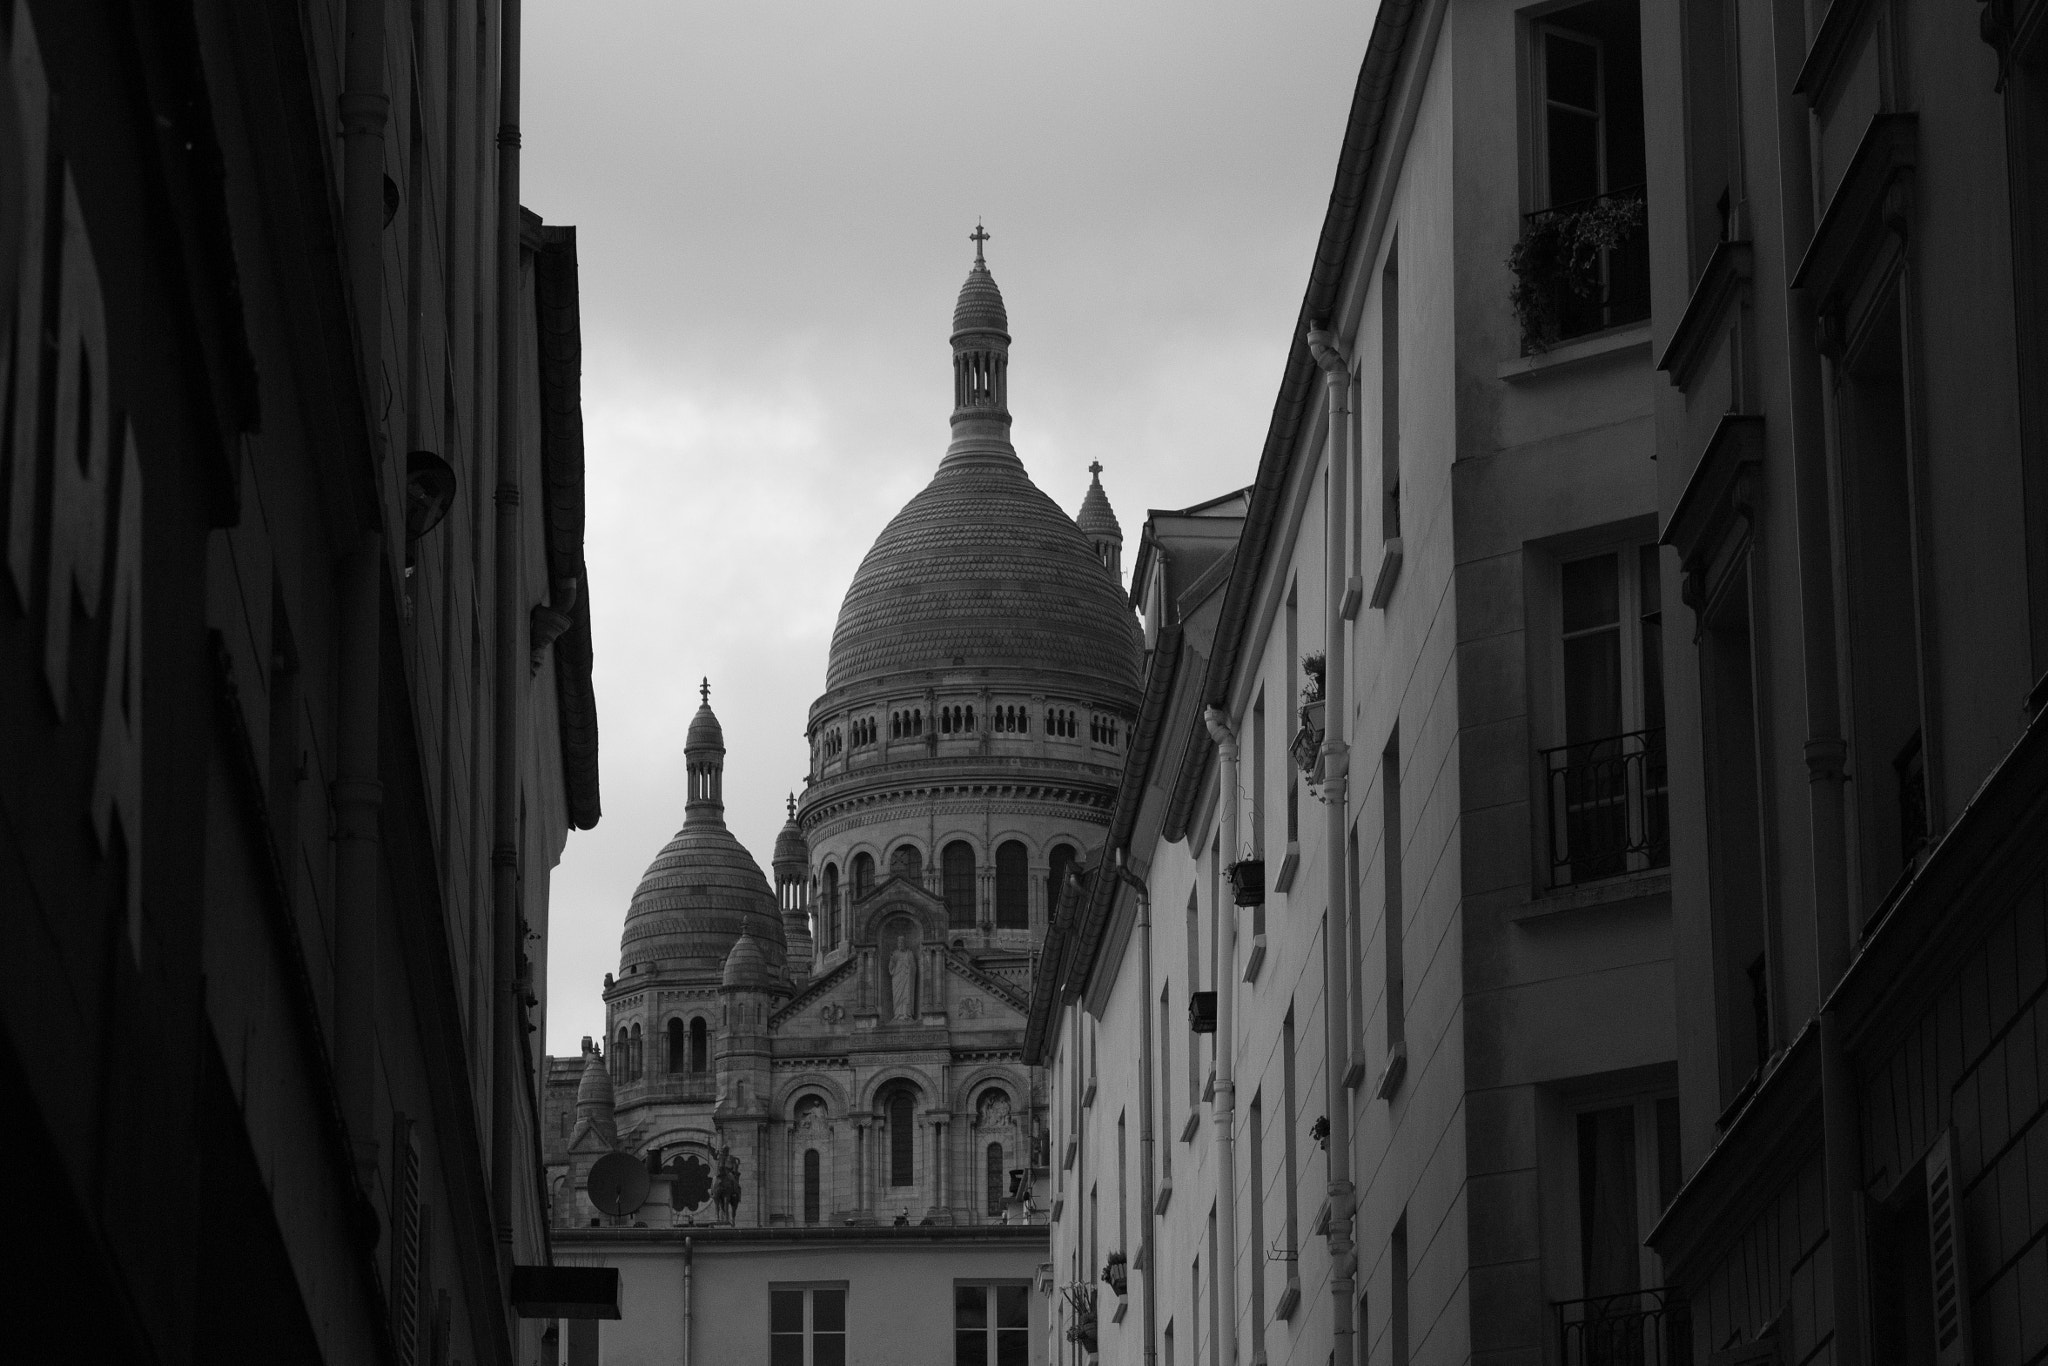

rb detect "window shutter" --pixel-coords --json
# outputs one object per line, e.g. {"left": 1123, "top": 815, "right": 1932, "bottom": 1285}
{"left": 390, "top": 1114, "right": 424, "bottom": 1366}
{"left": 1926, "top": 1130, "right": 1972, "bottom": 1366}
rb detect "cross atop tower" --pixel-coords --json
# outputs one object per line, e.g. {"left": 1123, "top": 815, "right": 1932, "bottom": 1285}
{"left": 970, "top": 221, "right": 990, "bottom": 265}
{"left": 1089, "top": 460, "right": 1103, "bottom": 479}
{"left": 786, "top": 792, "right": 796, "bottom": 818}
{"left": 699, "top": 677, "right": 710, "bottom": 704}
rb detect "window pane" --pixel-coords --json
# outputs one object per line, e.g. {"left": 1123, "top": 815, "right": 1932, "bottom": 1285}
{"left": 996, "top": 1285, "right": 1028, "bottom": 1327}
{"left": 1546, "top": 32, "right": 1599, "bottom": 110}
{"left": 770, "top": 1290, "right": 804, "bottom": 1334}
{"left": 814, "top": 1334, "right": 845, "bottom": 1366}
{"left": 1563, "top": 632, "right": 1623, "bottom": 745}
{"left": 1562, "top": 554, "right": 1620, "bottom": 633}
{"left": 955, "top": 1285, "right": 988, "bottom": 1329}
{"left": 997, "top": 1327, "right": 1029, "bottom": 1366}
{"left": 813, "top": 1288, "right": 845, "bottom": 1333}
{"left": 1639, "top": 544, "right": 1666, "bottom": 733}
{"left": 770, "top": 1337, "right": 804, "bottom": 1366}
{"left": 957, "top": 1331, "right": 989, "bottom": 1366}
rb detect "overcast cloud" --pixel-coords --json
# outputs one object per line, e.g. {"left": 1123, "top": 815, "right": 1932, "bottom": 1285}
{"left": 524, "top": 0, "right": 1378, "bottom": 1056}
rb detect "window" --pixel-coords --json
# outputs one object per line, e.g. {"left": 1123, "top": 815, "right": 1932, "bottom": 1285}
{"left": 1380, "top": 246, "right": 1402, "bottom": 544}
{"left": 803, "top": 1150, "right": 821, "bottom": 1225}
{"left": 1248, "top": 1091, "right": 1267, "bottom": 1350}
{"left": 615, "top": 1028, "right": 630, "bottom": 1082}
{"left": 1281, "top": 1008, "right": 1300, "bottom": 1267}
{"left": 1207, "top": 1207, "right": 1219, "bottom": 1366}
{"left": 986, "top": 1143, "right": 1004, "bottom": 1217}
{"left": 1568, "top": 1094, "right": 1681, "bottom": 1305}
{"left": 1528, "top": 0, "right": 1649, "bottom": 332}
{"left": 1285, "top": 583, "right": 1299, "bottom": 845}
{"left": 1159, "top": 985, "right": 1173, "bottom": 1177}
{"left": 1047, "top": 844, "right": 1078, "bottom": 916}
{"left": 1382, "top": 731, "right": 1406, "bottom": 1069}
{"left": 852, "top": 852, "right": 874, "bottom": 902}
{"left": 1543, "top": 543, "right": 1669, "bottom": 885}
{"left": 1699, "top": 557, "right": 1772, "bottom": 1100}
{"left": 770, "top": 1285, "right": 846, "bottom": 1366}
{"left": 994, "top": 841, "right": 1029, "bottom": 928}
{"left": 1250, "top": 692, "right": 1268, "bottom": 939}
{"left": 690, "top": 1017, "right": 708, "bottom": 1073}
{"left": 667, "top": 1018, "right": 687, "bottom": 1074}
{"left": 1117, "top": 1111, "right": 1128, "bottom": 1253}
{"left": 944, "top": 841, "right": 977, "bottom": 927}
{"left": 888, "top": 1090, "right": 916, "bottom": 1187}
{"left": 1834, "top": 287, "right": 1931, "bottom": 916}
{"left": 822, "top": 864, "right": 839, "bottom": 945}
{"left": 630, "top": 1023, "right": 642, "bottom": 1079}
{"left": 1391, "top": 1213, "right": 1410, "bottom": 1366}
{"left": 890, "top": 844, "right": 923, "bottom": 884}
{"left": 954, "top": 1283, "right": 1028, "bottom": 1366}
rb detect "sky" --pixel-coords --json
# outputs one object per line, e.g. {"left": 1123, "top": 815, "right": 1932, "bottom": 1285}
{"left": 523, "top": 0, "right": 1379, "bottom": 1057}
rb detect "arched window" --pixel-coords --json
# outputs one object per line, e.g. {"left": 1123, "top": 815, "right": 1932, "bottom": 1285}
{"left": 995, "top": 841, "right": 1029, "bottom": 929}
{"left": 1046, "top": 843, "right": 1078, "bottom": 916}
{"left": 943, "top": 841, "right": 977, "bottom": 928}
{"left": 689, "top": 1017, "right": 708, "bottom": 1073}
{"left": 667, "top": 1018, "right": 687, "bottom": 1074}
{"left": 803, "top": 1150, "right": 821, "bottom": 1224}
{"left": 629, "top": 1023, "right": 643, "bottom": 1078}
{"left": 822, "top": 864, "right": 840, "bottom": 945}
{"left": 890, "top": 844, "right": 923, "bottom": 884}
{"left": 615, "top": 1027, "right": 630, "bottom": 1081}
{"left": 852, "top": 852, "right": 874, "bottom": 901}
{"left": 888, "top": 1090, "right": 916, "bottom": 1187}
{"left": 987, "top": 1142, "right": 1005, "bottom": 1216}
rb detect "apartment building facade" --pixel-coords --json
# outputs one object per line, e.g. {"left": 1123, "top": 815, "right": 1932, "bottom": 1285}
{"left": 1026, "top": 0, "right": 1684, "bottom": 1361}
{"left": 1641, "top": 0, "right": 2048, "bottom": 1360}
{"left": 1, "top": 2, "right": 598, "bottom": 1363}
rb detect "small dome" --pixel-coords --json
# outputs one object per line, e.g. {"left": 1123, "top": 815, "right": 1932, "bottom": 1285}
{"left": 773, "top": 794, "right": 808, "bottom": 872}
{"left": 722, "top": 932, "right": 768, "bottom": 988}
{"left": 623, "top": 822, "right": 786, "bottom": 976}
{"left": 1077, "top": 462, "right": 1122, "bottom": 544}
{"left": 952, "top": 263, "right": 1009, "bottom": 339}
{"left": 686, "top": 681, "right": 724, "bottom": 753}
{"left": 576, "top": 1044, "right": 616, "bottom": 1112}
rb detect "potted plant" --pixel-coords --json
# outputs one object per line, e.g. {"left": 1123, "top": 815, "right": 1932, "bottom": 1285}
{"left": 1293, "top": 652, "right": 1327, "bottom": 777}
{"left": 1507, "top": 190, "right": 1648, "bottom": 352}
{"left": 1101, "top": 1249, "right": 1129, "bottom": 1297}
{"left": 1226, "top": 858, "right": 1265, "bottom": 907}
{"left": 1064, "top": 1284, "right": 1099, "bottom": 1352}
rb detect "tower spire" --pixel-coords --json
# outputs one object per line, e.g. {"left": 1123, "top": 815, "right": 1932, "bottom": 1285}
{"left": 949, "top": 225, "right": 1013, "bottom": 455}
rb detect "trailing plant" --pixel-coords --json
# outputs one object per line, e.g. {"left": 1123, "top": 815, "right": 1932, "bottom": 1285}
{"left": 1299, "top": 651, "right": 1325, "bottom": 704}
{"left": 1508, "top": 191, "right": 1647, "bottom": 352}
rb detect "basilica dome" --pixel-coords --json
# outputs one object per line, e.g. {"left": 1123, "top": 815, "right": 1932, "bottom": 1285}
{"left": 619, "top": 691, "right": 786, "bottom": 979}
{"left": 821, "top": 248, "right": 1140, "bottom": 699}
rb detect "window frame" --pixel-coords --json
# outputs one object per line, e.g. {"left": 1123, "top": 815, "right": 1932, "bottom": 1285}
{"left": 953, "top": 1280, "right": 1031, "bottom": 1366}
{"left": 769, "top": 1282, "right": 848, "bottom": 1366}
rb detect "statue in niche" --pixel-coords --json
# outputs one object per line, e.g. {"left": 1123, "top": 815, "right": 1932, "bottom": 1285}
{"left": 888, "top": 932, "right": 918, "bottom": 1021}
{"left": 796, "top": 1097, "right": 827, "bottom": 1138}
{"left": 977, "top": 1089, "right": 1012, "bottom": 1130}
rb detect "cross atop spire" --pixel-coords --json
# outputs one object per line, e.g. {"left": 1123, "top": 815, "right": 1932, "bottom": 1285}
{"left": 1089, "top": 460, "right": 1103, "bottom": 479}
{"left": 786, "top": 792, "right": 796, "bottom": 818}
{"left": 699, "top": 677, "right": 710, "bottom": 704}
{"left": 970, "top": 221, "right": 990, "bottom": 265}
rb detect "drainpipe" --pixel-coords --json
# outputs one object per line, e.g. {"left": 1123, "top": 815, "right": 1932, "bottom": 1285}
{"left": 1203, "top": 707, "right": 1240, "bottom": 1366}
{"left": 334, "top": 0, "right": 388, "bottom": 1177}
{"left": 1115, "top": 850, "right": 1158, "bottom": 1366}
{"left": 490, "top": 0, "right": 527, "bottom": 1274}
{"left": 682, "top": 1237, "right": 694, "bottom": 1366}
{"left": 1307, "top": 325, "right": 1358, "bottom": 1366}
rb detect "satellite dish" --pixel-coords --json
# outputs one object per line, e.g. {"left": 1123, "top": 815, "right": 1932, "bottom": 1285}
{"left": 588, "top": 1151, "right": 651, "bottom": 1217}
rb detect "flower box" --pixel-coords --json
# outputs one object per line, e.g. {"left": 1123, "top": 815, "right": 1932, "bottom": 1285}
{"left": 1226, "top": 859, "right": 1265, "bottom": 907}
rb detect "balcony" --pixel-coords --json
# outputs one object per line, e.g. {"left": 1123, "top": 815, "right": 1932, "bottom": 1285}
{"left": 1556, "top": 1289, "right": 1691, "bottom": 1366}
{"left": 1541, "top": 728, "right": 1669, "bottom": 887}
{"left": 1510, "top": 185, "right": 1650, "bottom": 352}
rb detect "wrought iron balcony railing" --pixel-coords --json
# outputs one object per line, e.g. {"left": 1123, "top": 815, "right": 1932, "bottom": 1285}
{"left": 1510, "top": 184, "right": 1650, "bottom": 350}
{"left": 1541, "top": 727, "right": 1669, "bottom": 887}
{"left": 1556, "top": 1289, "right": 1691, "bottom": 1366}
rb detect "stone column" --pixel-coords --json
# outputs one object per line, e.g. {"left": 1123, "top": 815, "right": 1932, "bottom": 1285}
{"left": 852, "top": 1119, "right": 868, "bottom": 1218}
{"left": 930, "top": 1115, "right": 947, "bottom": 1217}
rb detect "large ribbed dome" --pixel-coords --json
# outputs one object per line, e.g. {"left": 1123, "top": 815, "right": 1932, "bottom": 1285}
{"left": 823, "top": 454, "right": 1142, "bottom": 693}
